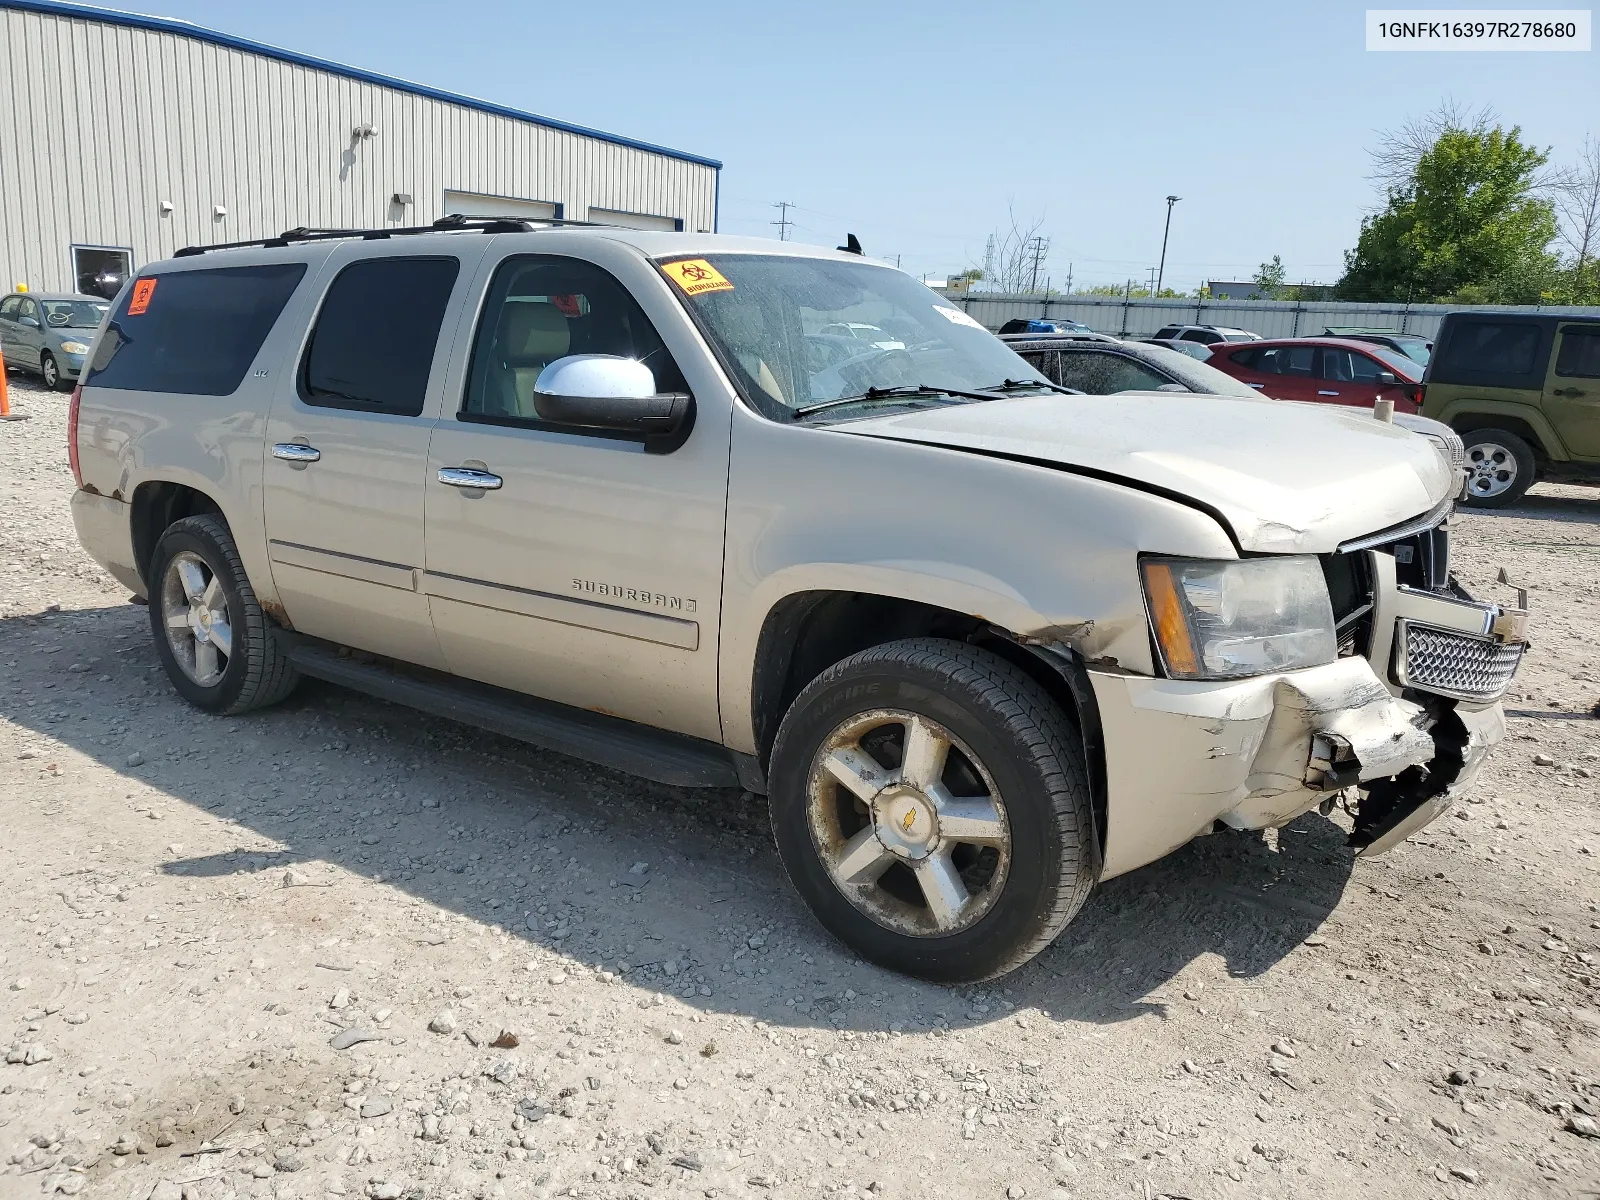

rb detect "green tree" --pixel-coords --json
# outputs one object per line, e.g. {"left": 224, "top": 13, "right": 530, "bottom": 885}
{"left": 1337, "top": 124, "right": 1559, "bottom": 303}
{"left": 1252, "top": 255, "right": 1287, "bottom": 299}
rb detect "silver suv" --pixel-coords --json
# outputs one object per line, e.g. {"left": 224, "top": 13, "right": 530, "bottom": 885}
{"left": 68, "top": 219, "right": 1526, "bottom": 982}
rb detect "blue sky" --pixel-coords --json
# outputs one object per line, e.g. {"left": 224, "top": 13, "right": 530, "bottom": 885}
{"left": 137, "top": 0, "right": 1596, "bottom": 292}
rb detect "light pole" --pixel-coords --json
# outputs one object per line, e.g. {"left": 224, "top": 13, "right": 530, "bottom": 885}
{"left": 1155, "top": 195, "right": 1181, "bottom": 299}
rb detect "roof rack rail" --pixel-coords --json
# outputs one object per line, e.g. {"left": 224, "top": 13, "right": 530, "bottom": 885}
{"left": 172, "top": 213, "right": 622, "bottom": 257}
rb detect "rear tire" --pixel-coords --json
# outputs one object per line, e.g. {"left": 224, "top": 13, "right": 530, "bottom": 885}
{"left": 1460, "top": 428, "right": 1536, "bottom": 507}
{"left": 147, "top": 514, "right": 299, "bottom": 714}
{"left": 768, "top": 638, "right": 1098, "bottom": 982}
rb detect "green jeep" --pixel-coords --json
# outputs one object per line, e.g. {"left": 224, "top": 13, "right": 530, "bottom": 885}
{"left": 1422, "top": 312, "right": 1600, "bottom": 506}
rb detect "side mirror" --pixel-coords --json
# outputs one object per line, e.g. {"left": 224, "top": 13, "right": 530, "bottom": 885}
{"left": 532, "top": 355, "right": 693, "bottom": 453}
{"left": 1376, "top": 371, "right": 1398, "bottom": 386}
{"left": 19, "top": 315, "right": 39, "bottom": 328}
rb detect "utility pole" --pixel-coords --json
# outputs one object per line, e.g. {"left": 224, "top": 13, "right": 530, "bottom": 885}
{"left": 1065, "top": 262, "right": 1073, "bottom": 296}
{"left": 771, "top": 201, "right": 794, "bottom": 241}
{"left": 1024, "top": 235, "right": 1050, "bottom": 294}
{"left": 1155, "top": 194, "right": 1181, "bottom": 298}
{"left": 1146, "top": 266, "right": 1158, "bottom": 298}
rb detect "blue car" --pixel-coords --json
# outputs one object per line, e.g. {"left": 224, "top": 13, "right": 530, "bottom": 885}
{"left": 0, "top": 292, "right": 110, "bottom": 390}
{"left": 998, "top": 317, "right": 1094, "bottom": 336}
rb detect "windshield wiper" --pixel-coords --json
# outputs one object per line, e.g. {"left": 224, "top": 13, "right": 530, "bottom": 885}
{"left": 978, "top": 377, "right": 1084, "bottom": 396}
{"left": 793, "top": 384, "right": 1004, "bottom": 419}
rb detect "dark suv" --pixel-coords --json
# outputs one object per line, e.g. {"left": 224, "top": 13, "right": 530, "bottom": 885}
{"left": 1421, "top": 312, "right": 1600, "bottom": 506}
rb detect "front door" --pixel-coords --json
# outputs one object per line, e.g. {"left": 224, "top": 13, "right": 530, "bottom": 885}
{"left": 1545, "top": 323, "right": 1600, "bottom": 458}
{"left": 262, "top": 242, "right": 486, "bottom": 666}
{"left": 11, "top": 297, "right": 43, "bottom": 368}
{"left": 421, "top": 244, "right": 730, "bottom": 742}
{"left": 1317, "top": 345, "right": 1418, "bottom": 412}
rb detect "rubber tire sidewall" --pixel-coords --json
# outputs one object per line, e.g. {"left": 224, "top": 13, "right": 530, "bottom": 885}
{"left": 40, "top": 352, "right": 61, "bottom": 390}
{"left": 1461, "top": 428, "right": 1536, "bottom": 508}
{"left": 769, "top": 640, "right": 1095, "bottom": 983}
{"left": 147, "top": 517, "right": 268, "bottom": 714}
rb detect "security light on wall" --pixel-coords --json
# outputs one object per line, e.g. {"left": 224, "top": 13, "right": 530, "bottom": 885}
{"left": 352, "top": 124, "right": 378, "bottom": 139}
{"left": 213, "top": 205, "right": 227, "bottom": 218}
{"left": 392, "top": 193, "right": 413, "bottom": 206}
{"left": 159, "top": 200, "right": 173, "bottom": 215}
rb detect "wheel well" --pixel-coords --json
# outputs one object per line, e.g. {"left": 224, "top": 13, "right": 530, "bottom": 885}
{"left": 750, "top": 591, "right": 1107, "bottom": 852}
{"left": 1447, "top": 414, "right": 1549, "bottom": 462}
{"left": 130, "top": 482, "right": 224, "bottom": 588}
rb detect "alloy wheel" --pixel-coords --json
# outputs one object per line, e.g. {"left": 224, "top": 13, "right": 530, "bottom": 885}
{"left": 806, "top": 709, "right": 1010, "bottom": 937}
{"left": 1465, "top": 440, "right": 1519, "bottom": 499}
{"left": 160, "top": 551, "right": 234, "bottom": 686}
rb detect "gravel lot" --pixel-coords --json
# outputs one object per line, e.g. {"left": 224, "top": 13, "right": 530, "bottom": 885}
{"left": 2, "top": 371, "right": 1599, "bottom": 1200}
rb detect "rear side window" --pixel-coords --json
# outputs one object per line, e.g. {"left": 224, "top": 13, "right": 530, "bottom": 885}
{"left": 1253, "top": 346, "right": 1315, "bottom": 376}
{"left": 1437, "top": 321, "right": 1540, "bottom": 375}
{"left": 1053, "top": 351, "right": 1173, "bottom": 394}
{"left": 84, "top": 263, "right": 306, "bottom": 396}
{"left": 1555, "top": 326, "right": 1600, "bottom": 378}
{"left": 1227, "top": 348, "right": 1260, "bottom": 368}
{"left": 1153, "top": 326, "right": 1181, "bottom": 339}
{"left": 301, "top": 257, "right": 460, "bottom": 416}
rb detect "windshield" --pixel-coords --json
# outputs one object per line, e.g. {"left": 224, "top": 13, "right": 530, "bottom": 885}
{"left": 659, "top": 254, "right": 1050, "bottom": 418}
{"left": 41, "top": 299, "right": 109, "bottom": 329}
{"left": 1365, "top": 343, "right": 1422, "bottom": 376}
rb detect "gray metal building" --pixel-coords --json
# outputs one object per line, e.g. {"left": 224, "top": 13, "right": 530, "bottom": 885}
{"left": 0, "top": 0, "right": 721, "bottom": 296}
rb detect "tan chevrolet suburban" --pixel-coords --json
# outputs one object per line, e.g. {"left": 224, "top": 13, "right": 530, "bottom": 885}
{"left": 68, "top": 218, "right": 1528, "bottom": 982}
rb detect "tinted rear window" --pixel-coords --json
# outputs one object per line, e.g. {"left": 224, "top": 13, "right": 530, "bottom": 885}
{"left": 301, "top": 257, "right": 460, "bottom": 417}
{"left": 84, "top": 263, "right": 306, "bottom": 395}
{"left": 1555, "top": 327, "right": 1600, "bottom": 378}
{"left": 1437, "top": 321, "right": 1540, "bottom": 375}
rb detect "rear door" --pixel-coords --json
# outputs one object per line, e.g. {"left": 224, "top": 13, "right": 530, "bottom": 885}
{"left": 1217, "top": 344, "right": 1318, "bottom": 400}
{"left": 1546, "top": 323, "right": 1600, "bottom": 457}
{"left": 0, "top": 296, "right": 21, "bottom": 363}
{"left": 261, "top": 241, "right": 487, "bottom": 666}
{"left": 419, "top": 241, "right": 730, "bottom": 741}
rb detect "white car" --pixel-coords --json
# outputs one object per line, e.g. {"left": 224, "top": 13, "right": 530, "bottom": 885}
{"left": 68, "top": 221, "right": 1525, "bottom": 982}
{"left": 1152, "top": 323, "right": 1262, "bottom": 345}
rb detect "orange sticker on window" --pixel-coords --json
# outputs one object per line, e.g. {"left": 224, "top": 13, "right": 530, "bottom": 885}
{"left": 127, "top": 278, "right": 157, "bottom": 315}
{"left": 661, "top": 259, "right": 734, "bottom": 297}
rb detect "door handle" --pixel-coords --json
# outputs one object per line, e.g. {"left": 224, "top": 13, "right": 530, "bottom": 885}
{"left": 1317, "top": 389, "right": 1340, "bottom": 396}
{"left": 437, "top": 467, "right": 503, "bottom": 491}
{"left": 271, "top": 442, "right": 321, "bottom": 463}
{"left": 1247, "top": 382, "right": 1266, "bottom": 388}
{"left": 1553, "top": 386, "right": 1587, "bottom": 398}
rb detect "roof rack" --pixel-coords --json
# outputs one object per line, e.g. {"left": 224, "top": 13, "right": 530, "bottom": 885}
{"left": 173, "top": 213, "right": 622, "bottom": 257}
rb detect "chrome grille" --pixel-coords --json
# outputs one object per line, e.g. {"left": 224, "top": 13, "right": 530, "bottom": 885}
{"left": 1395, "top": 620, "right": 1523, "bottom": 702}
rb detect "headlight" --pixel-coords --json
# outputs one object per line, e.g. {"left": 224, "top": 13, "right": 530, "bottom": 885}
{"left": 1140, "top": 556, "right": 1337, "bottom": 679}
{"left": 59, "top": 341, "right": 90, "bottom": 355}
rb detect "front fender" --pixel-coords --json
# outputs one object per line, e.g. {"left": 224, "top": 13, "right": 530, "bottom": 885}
{"left": 718, "top": 410, "right": 1238, "bottom": 754}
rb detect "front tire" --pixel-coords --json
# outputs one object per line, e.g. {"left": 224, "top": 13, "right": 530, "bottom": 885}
{"left": 768, "top": 639, "right": 1098, "bottom": 982}
{"left": 40, "top": 352, "right": 63, "bottom": 391}
{"left": 1461, "top": 428, "right": 1536, "bottom": 507}
{"left": 147, "top": 514, "right": 299, "bottom": 714}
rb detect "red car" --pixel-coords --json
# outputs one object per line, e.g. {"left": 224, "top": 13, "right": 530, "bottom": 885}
{"left": 1207, "top": 336, "right": 1424, "bottom": 413}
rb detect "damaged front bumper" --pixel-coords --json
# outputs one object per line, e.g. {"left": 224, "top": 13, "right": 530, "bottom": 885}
{"left": 1087, "top": 654, "right": 1508, "bottom": 879}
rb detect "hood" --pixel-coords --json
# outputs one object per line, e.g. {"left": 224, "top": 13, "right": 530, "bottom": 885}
{"left": 833, "top": 392, "right": 1455, "bottom": 554}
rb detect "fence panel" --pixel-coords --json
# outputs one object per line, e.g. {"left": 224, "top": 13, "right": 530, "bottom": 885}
{"left": 953, "top": 293, "right": 1600, "bottom": 339}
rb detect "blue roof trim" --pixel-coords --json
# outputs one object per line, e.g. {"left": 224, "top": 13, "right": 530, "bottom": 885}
{"left": 0, "top": 0, "right": 722, "bottom": 170}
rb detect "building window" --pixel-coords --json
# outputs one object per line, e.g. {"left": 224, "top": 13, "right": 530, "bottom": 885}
{"left": 72, "top": 246, "right": 134, "bottom": 299}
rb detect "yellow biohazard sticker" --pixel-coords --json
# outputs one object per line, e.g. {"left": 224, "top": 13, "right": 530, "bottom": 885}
{"left": 661, "top": 259, "right": 734, "bottom": 297}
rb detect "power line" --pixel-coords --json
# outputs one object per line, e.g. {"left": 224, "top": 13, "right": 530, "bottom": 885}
{"left": 771, "top": 201, "right": 795, "bottom": 241}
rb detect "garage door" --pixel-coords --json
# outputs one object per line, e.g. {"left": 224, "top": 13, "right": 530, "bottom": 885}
{"left": 587, "top": 207, "right": 681, "bottom": 232}
{"left": 443, "top": 190, "right": 559, "bottom": 221}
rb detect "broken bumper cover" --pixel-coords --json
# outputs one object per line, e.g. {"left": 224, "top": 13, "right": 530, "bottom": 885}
{"left": 1087, "top": 656, "right": 1504, "bottom": 879}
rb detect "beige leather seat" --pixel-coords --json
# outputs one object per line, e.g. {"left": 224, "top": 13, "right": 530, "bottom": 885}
{"left": 491, "top": 302, "right": 571, "bottom": 418}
